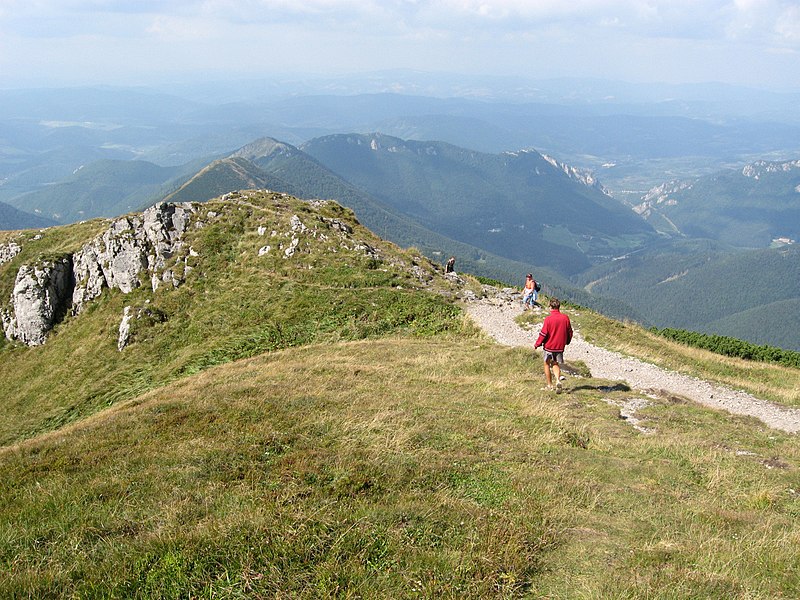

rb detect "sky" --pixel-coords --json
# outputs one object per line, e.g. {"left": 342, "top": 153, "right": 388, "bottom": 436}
{"left": 1, "top": 0, "right": 800, "bottom": 91}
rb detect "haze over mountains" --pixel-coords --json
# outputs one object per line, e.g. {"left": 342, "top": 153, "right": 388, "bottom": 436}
{"left": 1, "top": 74, "right": 799, "bottom": 349}
{"left": 635, "top": 160, "right": 800, "bottom": 247}
{"left": 0, "top": 200, "right": 57, "bottom": 230}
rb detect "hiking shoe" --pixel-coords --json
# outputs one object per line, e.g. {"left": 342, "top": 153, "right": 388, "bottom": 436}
{"left": 555, "top": 382, "right": 562, "bottom": 394}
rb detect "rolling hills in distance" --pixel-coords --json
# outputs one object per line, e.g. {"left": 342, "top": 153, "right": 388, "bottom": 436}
{"left": 170, "top": 135, "right": 800, "bottom": 350}
{"left": 3, "top": 77, "right": 800, "bottom": 193}
{"left": 1, "top": 79, "right": 800, "bottom": 348}
{"left": 0, "top": 199, "right": 57, "bottom": 230}
{"left": 4, "top": 159, "right": 208, "bottom": 224}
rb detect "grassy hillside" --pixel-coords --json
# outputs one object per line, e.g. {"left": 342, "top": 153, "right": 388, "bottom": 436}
{"left": 3, "top": 323, "right": 800, "bottom": 596}
{"left": 0, "top": 192, "right": 471, "bottom": 447}
{"left": 3, "top": 192, "right": 800, "bottom": 596}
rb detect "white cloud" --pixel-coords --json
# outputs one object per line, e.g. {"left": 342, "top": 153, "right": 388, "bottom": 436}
{"left": 0, "top": 0, "right": 797, "bottom": 88}
{"left": 774, "top": 4, "right": 800, "bottom": 43}
{"left": 198, "top": 0, "right": 390, "bottom": 24}
{"left": 146, "top": 14, "right": 219, "bottom": 41}
{"left": 727, "top": 0, "right": 800, "bottom": 46}
{"left": 4, "top": 0, "right": 798, "bottom": 47}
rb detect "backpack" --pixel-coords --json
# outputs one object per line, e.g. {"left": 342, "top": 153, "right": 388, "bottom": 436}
{"left": 534, "top": 280, "right": 541, "bottom": 292}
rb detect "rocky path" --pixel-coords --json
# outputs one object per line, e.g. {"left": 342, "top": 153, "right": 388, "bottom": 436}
{"left": 463, "top": 298, "right": 800, "bottom": 434}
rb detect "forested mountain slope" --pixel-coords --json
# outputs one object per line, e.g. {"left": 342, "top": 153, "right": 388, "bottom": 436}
{"left": 0, "top": 200, "right": 57, "bottom": 230}
{"left": 301, "top": 133, "right": 656, "bottom": 275}
{"left": 6, "top": 159, "right": 200, "bottom": 223}
{"left": 577, "top": 240, "right": 800, "bottom": 350}
{"left": 635, "top": 159, "right": 800, "bottom": 247}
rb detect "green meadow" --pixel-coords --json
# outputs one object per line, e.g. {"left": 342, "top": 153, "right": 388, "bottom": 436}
{"left": 2, "top": 192, "right": 799, "bottom": 598}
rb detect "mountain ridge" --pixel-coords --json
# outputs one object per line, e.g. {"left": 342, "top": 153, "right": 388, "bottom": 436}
{"left": 2, "top": 188, "right": 800, "bottom": 597}
{"left": 0, "top": 190, "right": 478, "bottom": 444}
{"left": 0, "top": 200, "right": 58, "bottom": 230}
{"left": 300, "top": 132, "right": 656, "bottom": 274}
{"left": 635, "top": 157, "right": 800, "bottom": 247}
{"left": 169, "top": 135, "right": 651, "bottom": 320}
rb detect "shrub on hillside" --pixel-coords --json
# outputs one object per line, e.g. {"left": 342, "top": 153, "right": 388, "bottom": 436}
{"left": 650, "top": 327, "right": 800, "bottom": 368}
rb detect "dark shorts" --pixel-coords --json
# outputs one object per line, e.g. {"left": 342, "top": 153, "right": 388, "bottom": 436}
{"left": 543, "top": 350, "right": 564, "bottom": 365}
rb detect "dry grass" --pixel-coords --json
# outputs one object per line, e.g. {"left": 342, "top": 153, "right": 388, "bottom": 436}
{"left": 3, "top": 335, "right": 800, "bottom": 598}
{"left": 3, "top": 194, "right": 800, "bottom": 597}
{"left": 566, "top": 309, "right": 800, "bottom": 406}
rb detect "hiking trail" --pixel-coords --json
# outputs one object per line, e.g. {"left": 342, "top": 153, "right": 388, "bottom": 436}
{"left": 463, "top": 297, "right": 800, "bottom": 434}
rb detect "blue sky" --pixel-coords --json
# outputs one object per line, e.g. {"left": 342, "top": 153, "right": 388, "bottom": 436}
{"left": 1, "top": 0, "right": 799, "bottom": 90}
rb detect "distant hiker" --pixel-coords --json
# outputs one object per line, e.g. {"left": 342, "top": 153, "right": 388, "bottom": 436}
{"left": 534, "top": 297, "right": 573, "bottom": 393}
{"left": 522, "top": 273, "right": 538, "bottom": 309}
{"left": 445, "top": 256, "right": 456, "bottom": 273}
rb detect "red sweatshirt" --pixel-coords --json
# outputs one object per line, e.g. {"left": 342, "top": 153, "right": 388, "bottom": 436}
{"left": 534, "top": 309, "right": 573, "bottom": 352}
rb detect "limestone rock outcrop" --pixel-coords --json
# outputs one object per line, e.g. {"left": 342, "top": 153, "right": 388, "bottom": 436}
{"left": 1, "top": 257, "right": 73, "bottom": 346}
{"left": 0, "top": 241, "right": 22, "bottom": 266}
{"left": 71, "top": 202, "right": 195, "bottom": 314}
{"left": 2, "top": 202, "right": 196, "bottom": 346}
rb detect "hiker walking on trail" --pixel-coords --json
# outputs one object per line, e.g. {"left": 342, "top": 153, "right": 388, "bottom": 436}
{"left": 534, "top": 297, "right": 573, "bottom": 393}
{"left": 445, "top": 256, "right": 456, "bottom": 273}
{"left": 522, "top": 273, "right": 538, "bottom": 309}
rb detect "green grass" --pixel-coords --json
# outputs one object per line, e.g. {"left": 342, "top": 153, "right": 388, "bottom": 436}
{"left": 3, "top": 194, "right": 800, "bottom": 597}
{"left": 0, "top": 193, "right": 471, "bottom": 446}
{"left": 2, "top": 337, "right": 800, "bottom": 598}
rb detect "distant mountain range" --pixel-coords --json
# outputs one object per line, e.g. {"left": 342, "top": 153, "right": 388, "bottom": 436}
{"left": 299, "top": 133, "right": 655, "bottom": 274}
{"left": 0, "top": 200, "right": 57, "bottom": 230}
{"left": 2, "top": 80, "right": 800, "bottom": 350}
{"left": 5, "top": 159, "right": 204, "bottom": 223}
{"left": 635, "top": 159, "right": 800, "bottom": 248}
{"left": 3, "top": 83, "right": 800, "bottom": 200}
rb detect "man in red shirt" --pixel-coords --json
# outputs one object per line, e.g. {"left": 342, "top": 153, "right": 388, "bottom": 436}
{"left": 533, "top": 297, "right": 573, "bottom": 393}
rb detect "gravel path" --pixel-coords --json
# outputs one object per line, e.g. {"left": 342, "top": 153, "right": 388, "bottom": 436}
{"left": 463, "top": 298, "right": 800, "bottom": 434}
